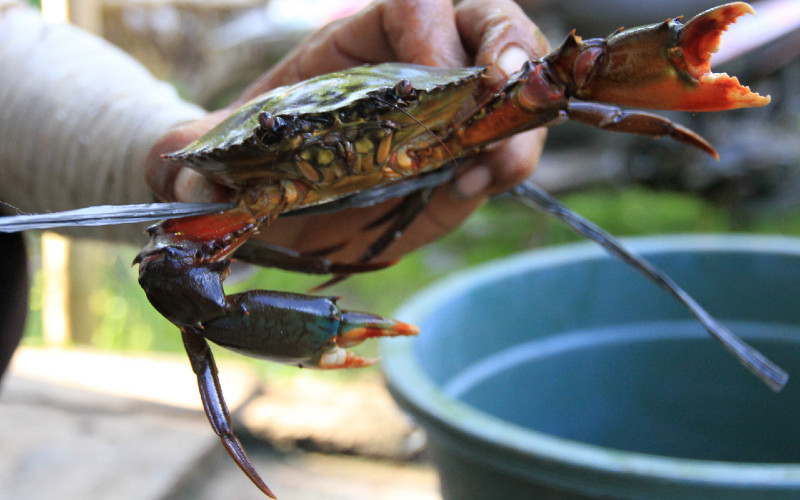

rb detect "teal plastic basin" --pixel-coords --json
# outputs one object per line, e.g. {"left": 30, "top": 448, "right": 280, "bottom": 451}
{"left": 382, "top": 235, "right": 800, "bottom": 499}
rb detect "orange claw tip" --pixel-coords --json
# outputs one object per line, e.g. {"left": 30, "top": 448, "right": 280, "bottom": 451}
{"left": 338, "top": 314, "right": 420, "bottom": 348}
{"left": 676, "top": 2, "right": 771, "bottom": 111}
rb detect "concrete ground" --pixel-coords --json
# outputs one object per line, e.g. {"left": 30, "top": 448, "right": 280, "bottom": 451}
{"left": 0, "top": 347, "right": 440, "bottom": 500}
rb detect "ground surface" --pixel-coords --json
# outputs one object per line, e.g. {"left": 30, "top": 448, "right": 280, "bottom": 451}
{"left": 0, "top": 347, "right": 439, "bottom": 500}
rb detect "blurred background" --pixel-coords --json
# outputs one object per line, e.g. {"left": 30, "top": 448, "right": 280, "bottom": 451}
{"left": 3, "top": 0, "right": 800, "bottom": 499}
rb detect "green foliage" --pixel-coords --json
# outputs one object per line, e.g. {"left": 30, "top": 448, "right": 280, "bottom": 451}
{"left": 542, "top": 187, "right": 732, "bottom": 243}
{"left": 85, "top": 245, "right": 182, "bottom": 352}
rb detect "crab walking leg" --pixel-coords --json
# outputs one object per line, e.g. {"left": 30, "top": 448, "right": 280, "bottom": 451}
{"left": 231, "top": 240, "right": 397, "bottom": 275}
{"left": 180, "top": 305, "right": 416, "bottom": 499}
{"left": 313, "top": 187, "right": 437, "bottom": 290}
{"left": 565, "top": 102, "right": 720, "bottom": 159}
{"left": 511, "top": 182, "right": 789, "bottom": 392}
{"left": 182, "top": 328, "right": 277, "bottom": 499}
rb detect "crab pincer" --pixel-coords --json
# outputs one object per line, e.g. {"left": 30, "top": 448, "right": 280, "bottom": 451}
{"left": 571, "top": 1, "right": 770, "bottom": 111}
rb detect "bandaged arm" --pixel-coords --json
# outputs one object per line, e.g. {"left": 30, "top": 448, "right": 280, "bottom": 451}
{"left": 0, "top": 2, "right": 204, "bottom": 244}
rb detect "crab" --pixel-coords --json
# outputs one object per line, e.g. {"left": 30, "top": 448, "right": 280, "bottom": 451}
{"left": 133, "top": 3, "right": 774, "bottom": 497}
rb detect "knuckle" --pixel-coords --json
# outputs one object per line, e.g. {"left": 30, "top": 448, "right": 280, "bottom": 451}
{"left": 491, "top": 131, "right": 546, "bottom": 186}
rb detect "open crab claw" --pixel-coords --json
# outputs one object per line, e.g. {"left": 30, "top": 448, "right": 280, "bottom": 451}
{"left": 575, "top": 2, "right": 770, "bottom": 111}
{"left": 317, "top": 311, "right": 419, "bottom": 368}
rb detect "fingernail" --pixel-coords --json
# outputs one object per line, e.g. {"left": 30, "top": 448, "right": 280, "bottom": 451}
{"left": 496, "top": 45, "right": 530, "bottom": 77}
{"left": 452, "top": 166, "right": 492, "bottom": 200}
{"left": 174, "top": 168, "right": 215, "bottom": 203}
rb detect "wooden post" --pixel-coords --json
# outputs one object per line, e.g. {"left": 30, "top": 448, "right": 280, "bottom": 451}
{"left": 41, "top": 232, "right": 70, "bottom": 346}
{"left": 67, "top": 239, "right": 101, "bottom": 345}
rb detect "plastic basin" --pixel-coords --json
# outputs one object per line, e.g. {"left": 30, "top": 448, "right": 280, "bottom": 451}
{"left": 382, "top": 235, "right": 800, "bottom": 499}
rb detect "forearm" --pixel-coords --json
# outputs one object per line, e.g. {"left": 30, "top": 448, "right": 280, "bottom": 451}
{"left": 0, "top": 3, "right": 204, "bottom": 245}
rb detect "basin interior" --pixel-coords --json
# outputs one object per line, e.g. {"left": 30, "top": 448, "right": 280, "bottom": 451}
{"left": 411, "top": 246, "right": 800, "bottom": 464}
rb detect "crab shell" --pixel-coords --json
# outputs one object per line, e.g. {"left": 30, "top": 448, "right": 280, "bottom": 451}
{"left": 165, "top": 2, "right": 770, "bottom": 215}
{"left": 166, "top": 64, "right": 490, "bottom": 209}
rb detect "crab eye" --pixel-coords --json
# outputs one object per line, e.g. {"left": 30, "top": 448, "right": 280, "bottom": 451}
{"left": 258, "top": 112, "right": 275, "bottom": 130}
{"left": 258, "top": 112, "right": 285, "bottom": 133}
{"left": 394, "top": 79, "right": 413, "bottom": 99}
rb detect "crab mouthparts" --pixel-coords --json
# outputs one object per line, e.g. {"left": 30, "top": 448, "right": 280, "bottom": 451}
{"left": 677, "top": 1, "right": 770, "bottom": 109}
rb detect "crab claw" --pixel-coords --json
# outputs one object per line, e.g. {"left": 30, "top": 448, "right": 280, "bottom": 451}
{"left": 317, "top": 311, "right": 419, "bottom": 368}
{"left": 575, "top": 2, "right": 770, "bottom": 111}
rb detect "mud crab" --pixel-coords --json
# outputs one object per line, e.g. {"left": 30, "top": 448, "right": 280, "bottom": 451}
{"left": 131, "top": 3, "right": 773, "bottom": 497}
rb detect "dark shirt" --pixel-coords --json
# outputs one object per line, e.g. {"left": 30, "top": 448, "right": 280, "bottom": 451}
{"left": 0, "top": 232, "right": 28, "bottom": 380}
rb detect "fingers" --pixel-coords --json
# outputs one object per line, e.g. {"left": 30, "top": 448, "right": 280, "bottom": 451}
{"left": 233, "top": 0, "right": 468, "bottom": 107}
{"left": 145, "top": 110, "right": 230, "bottom": 202}
{"left": 456, "top": 0, "right": 549, "bottom": 69}
{"left": 145, "top": 129, "right": 193, "bottom": 203}
{"left": 142, "top": 0, "right": 553, "bottom": 262}
{"left": 450, "top": 127, "right": 547, "bottom": 200}
{"left": 267, "top": 192, "right": 484, "bottom": 263}
{"left": 384, "top": 188, "right": 484, "bottom": 260}
{"left": 323, "top": 0, "right": 467, "bottom": 68}
{"left": 343, "top": 0, "right": 468, "bottom": 67}
{"left": 451, "top": 0, "right": 550, "bottom": 198}
{"left": 463, "top": 129, "right": 548, "bottom": 197}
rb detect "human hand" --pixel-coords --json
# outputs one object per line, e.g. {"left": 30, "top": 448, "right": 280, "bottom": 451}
{"left": 145, "top": 0, "right": 548, "bottom": 262}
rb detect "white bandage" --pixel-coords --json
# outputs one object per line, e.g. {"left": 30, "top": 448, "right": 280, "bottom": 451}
{"left": 0, "top": 4, "right": 204, "bottom": 244}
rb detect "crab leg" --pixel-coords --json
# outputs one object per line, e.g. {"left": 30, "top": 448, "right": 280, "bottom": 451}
{"left": 273, "top": 4, "right": 769, "bottom": 289}
{"left": 312, "top": 187, "right": 436, "bottom": 290}
{"left": 233, "top": 239, "right": 397, "bottom": 275}
{"left": 566, "top": 2, "right": 770, "bottom": 111}
{"left": 512, "top": 182, "right": 788, "bottom": 392}
{"left": 565, "top": 102, "right": 719, "bottom": 159}
{"left": 179, "top": 286, "right": 418, "bottom": 496}
{"left": 182, "top": 328, "right": 276, "bottom": 499}
{"left": 137, "top": 210, "right": 418, "bottom": 369}
{"left": 136, "top": 207, "right": 418, "bottom": 497}
{"left": 450, "top": 3, "right": 768, "bottom": 162}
